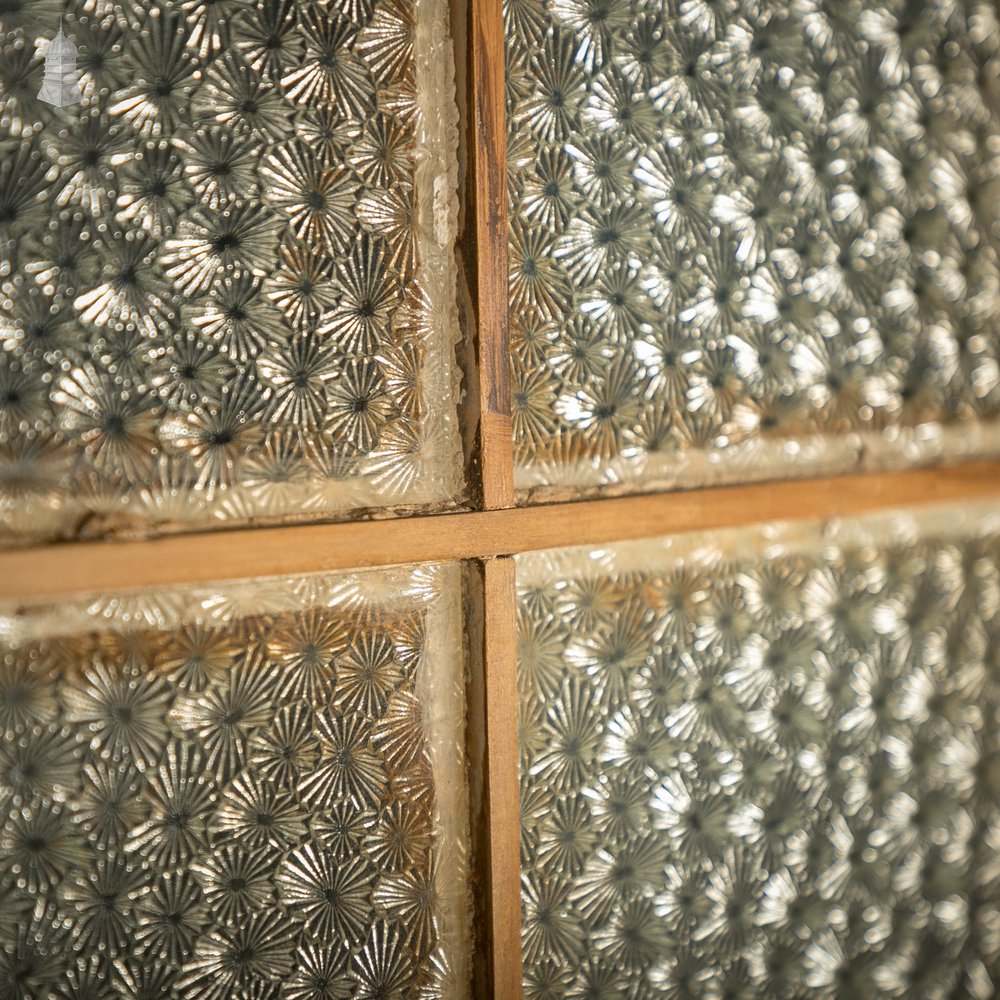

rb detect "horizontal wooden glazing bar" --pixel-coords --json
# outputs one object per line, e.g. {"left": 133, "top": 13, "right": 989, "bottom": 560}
{"left": 2, "top": 461, "right": 998, "bottom": 602}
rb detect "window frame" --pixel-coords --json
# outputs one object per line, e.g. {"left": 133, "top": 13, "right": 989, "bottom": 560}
{"left": 4, "top": 1, "right": 1000, "bottom": 997}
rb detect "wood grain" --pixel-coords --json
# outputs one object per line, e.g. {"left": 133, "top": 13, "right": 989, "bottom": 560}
{"left": 3, "top": 461, "right": 1000, "bottom": 601}
{"left": 469, "top": 0, "right": 514, "bottom": 509}
{"left": 467, "top": 558, "right": 523, "bottom": 1000}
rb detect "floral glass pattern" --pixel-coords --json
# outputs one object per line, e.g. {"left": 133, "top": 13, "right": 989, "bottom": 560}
{"left": 0, "top": 562, "right": 470, "bottom": 999}
{"left": 507, "top": 0, "right": 1000, "bottom": 495}
{"left": 0, "top": 0, "right": 462, "bottom": 543}
{"left": 517, "top": 503, "right": 1000, "bottom": 997}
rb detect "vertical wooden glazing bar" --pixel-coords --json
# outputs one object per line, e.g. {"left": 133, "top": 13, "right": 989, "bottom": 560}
{"left": 466, "top": 557, "right": 523, "bottom": 999}
{"left": 468, "top": 0, "right": 514, "bottom": 509}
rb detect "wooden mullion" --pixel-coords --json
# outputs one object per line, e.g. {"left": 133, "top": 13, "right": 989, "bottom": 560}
{"left": 467, "top": 0, "right": 514, "bottom": 509}
{"left": 466, "top": 557, "right": 523, "bottom": 1000}
{"left": 465, "top": 0, "right": 521, "bottom": 933}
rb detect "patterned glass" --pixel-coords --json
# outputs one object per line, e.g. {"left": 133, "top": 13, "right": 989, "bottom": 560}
{"left": 517, "top": 503, "right": 1000, "bottom": 997}
{"left": 0, "top": 562, "right": 470, "bottom": 999}
{"left": 507, "top": 0, "right": 1000, "bottom": 496}
{"left": 0, "top": 0, "right": 462, "bottom": 543}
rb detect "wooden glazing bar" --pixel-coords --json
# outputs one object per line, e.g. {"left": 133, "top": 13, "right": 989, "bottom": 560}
{"left": 467, "top": 558, "right": 524, "bottom": 1000}
{"left": 469, "top": 0, "right": 514, "bottom": 509}
{"left": 2, "top": 461, "right": 1000, "bottom": 602}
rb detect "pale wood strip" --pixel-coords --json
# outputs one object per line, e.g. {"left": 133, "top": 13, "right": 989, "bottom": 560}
{"left": 2, "top": 461, "right": 999, "bottom": 601}
{"left": 469, "top": 0, "right": 514, "bottom": 509}
{"left": 467, "top": 558, "right": 523, "bottom": 1000}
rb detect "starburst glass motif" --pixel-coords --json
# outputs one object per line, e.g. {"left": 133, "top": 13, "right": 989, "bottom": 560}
{"left": 0, "top": 562, "right": 470, "bottom": 999}
{"left": 508, "top": 1, "right": 1000, "bottom": 496}
{"left": 518, "top": 502, "right": 1000, "bottom": 996}
{"left": 0, "top": 0, "right": 462, "bottom": 545}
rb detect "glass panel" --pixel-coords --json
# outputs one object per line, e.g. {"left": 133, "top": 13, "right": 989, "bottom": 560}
{"left": 507, "top": 2, "right": 1000, "bottom": 496}
{"left": 0, "top": 0, "right": 462, "bottom": 544}
{"left": 517, "top": 503, "right": 1000, "bottom": 996}
{"left": 0, "top": 562, "right": 470, "bottom": 998}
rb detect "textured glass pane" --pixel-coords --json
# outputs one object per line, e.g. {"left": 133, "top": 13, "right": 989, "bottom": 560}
{"left": 0, "top": 563, "right": 470, "bottom": 998}
{"left": 0, "top": 0, "right": 462, "bottom": 543}
{"left": 507, "top": 2, "right": 1000, "bottom": 496}
{"left": 518, "top": 504, "right": 1000, "bottom": 997}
